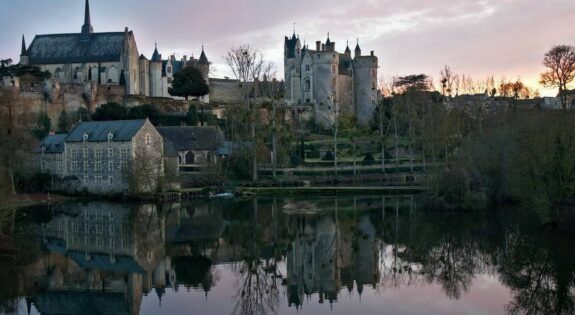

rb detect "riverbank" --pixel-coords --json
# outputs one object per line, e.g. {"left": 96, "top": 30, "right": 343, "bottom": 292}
{"left": 235, "top": 186, "right": 427, "bottom": 196}
{"left": 0, "top": 193, "right": 69, "bottom": 211}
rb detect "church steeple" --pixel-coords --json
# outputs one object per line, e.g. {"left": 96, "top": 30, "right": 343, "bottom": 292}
{"left": 20, "top": 34, "right": 27, "bottom": 56}
{"left": 81, "top": 0, "right": 93, "bottom": 34}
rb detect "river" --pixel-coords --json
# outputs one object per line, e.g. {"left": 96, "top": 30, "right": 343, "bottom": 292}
{"left": 0, "top": 196, "right": 573, "bottom": 315}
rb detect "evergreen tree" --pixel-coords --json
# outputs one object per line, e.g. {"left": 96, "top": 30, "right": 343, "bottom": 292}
{"left": 168, "top": 67, "right": 209, "bottom": 100}
{"left": 57, "top": 109, "right": 71, "bottom": 133}
{"left": 187, "top": 104, "right": 199, "bottom": 126}
{"left": 91, "top": 102, "right": 128, "bottom": 121}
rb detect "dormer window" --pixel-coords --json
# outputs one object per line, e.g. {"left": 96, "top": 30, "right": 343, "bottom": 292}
{"left": 83, "top": 132, "right": 89, "bottom": 142}
{"left": 107, "top": 131, "right": 114, "bottom": 142}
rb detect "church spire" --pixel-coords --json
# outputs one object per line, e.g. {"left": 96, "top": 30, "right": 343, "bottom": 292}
{"left": 20, "top": 34, "right": 27, "bottom": 56}
{"left": 82, "top": 0, "right": 93, "bottom": 34}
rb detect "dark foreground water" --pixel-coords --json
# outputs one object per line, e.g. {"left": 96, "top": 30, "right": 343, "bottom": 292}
{"left": 0, "top": 196, "right": 574, "bottom": 315}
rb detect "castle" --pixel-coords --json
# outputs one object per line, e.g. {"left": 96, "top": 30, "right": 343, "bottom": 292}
{"left": 18, "top": 0, "right": 209, "bottom": 100}
{"left": 284, "top": 32, "right": 379, "bottom": 126}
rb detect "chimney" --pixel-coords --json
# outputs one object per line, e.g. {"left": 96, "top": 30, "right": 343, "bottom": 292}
{"left": 321, "top": 44, "right": 325, "bottom": 51}
{"left": 370, "top": 50, "right": 374, "bottom": 57}
{"left": 183, "top": 55, "right": 187, "bottom": 62}
{"left": 171, "top": 55, "right": 175, "bottom": 61}
{"left": 316, "top": 41, "right": 321, "bottom": 51}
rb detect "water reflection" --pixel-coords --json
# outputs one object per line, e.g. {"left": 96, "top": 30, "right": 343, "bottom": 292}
{"left": 0, "top": 196, "right": 574, "bottom": 315}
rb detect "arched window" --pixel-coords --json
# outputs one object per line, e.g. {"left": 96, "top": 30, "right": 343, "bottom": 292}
{"left": 55, "top": 67, "right": 62, "bottom": 81}
{"left": 91, "top": 67, "right": 98, "bottom": 82}
{"left": 185, "top": 152, "right": 195, "bottom": 165}
{"left": 107, "top": 66, "right": 118, "bottom": 84}
{"left": 74, "top": 67, "right": 80, "bottom": 81}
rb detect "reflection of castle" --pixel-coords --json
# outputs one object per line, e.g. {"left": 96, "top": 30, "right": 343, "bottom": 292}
{"left": 28, "top": 202, "right": 165, "bottom": 315}
{"left": 286, "top": 212, "right": 380, "bottom": 309}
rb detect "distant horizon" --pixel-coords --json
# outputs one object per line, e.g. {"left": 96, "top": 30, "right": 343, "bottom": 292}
{"left": 2, "top": 0, "right": 574, "bottom": 96}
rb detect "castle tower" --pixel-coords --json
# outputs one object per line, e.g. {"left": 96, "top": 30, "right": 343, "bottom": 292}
{"left": 354, "top": 40, "right": 361, "bottom": 58}
{"left": 19, "top": 34, "right": 28, "bottom": 65}
{"left": 353, "top": 49, "right": 378, "bottom": 126}
{"left": 197, "top": 46, "right": 210, "bottom": 81}
{"left": 344, "top": 41, "right": 351, "bottom": 57}
{"left": 139, "top": 55, "right": 149, "bottom": 96}
{"left": 149, "top": 44, "right": 163, "bottom": 97}
{"left": 81, "top": 0, "right": 93, "bottom": 34}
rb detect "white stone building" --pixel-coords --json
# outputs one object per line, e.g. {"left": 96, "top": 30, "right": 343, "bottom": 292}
{"left": 284, "top": 33, "right": 379, "bottom": 127}
{"left": 20, "top": 0, "right": 209, "bottom": 99}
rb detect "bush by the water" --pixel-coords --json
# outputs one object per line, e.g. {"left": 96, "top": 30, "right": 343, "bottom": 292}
{"left": 431, "top": 109, "right": 575, "bottom": 224}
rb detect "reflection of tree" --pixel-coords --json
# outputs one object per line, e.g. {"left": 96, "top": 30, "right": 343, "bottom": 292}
{"left": 500, "top": 230, "right": 575, "bottom": 315}
{"left": 228, "top": 199, "right": 281, "bottom": 315}
{"left": 232, "top": 257, "right": 280, "bottom": 315}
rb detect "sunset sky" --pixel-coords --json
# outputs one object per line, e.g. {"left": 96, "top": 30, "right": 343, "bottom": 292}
{"left": 1, "top": 0, "right": 574, "bottom": 96}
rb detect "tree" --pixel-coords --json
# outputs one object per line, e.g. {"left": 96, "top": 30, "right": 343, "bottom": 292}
{"left": 540, "top": 45, "right": 575, "bottom": 110}
{"left": 0, "top": 88, "right": 35, "bottom": 195}
{"left": 57, "top": 109, "right": 71, "bottom": 133}
{"left": 33, "top": 112, "right": 51, "bottom": 139}
{"left": 187, "top": 104, "right": 199, "bottom": 126}
{"left": 168, "top": 66, "right": 209, "bottom": 100}
{"left": 225, "top": 45, "right": 272, "bottom": 181}
{"left": 91, "top": 102, "right": 128, "bottom": 121}
{"left": 129, "top": 104, "right": 160, "bottom": 125}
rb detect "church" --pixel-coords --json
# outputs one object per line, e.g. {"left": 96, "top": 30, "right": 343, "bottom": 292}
{"left": 19, "top": 0, "right": 209, "bottom": 99}
{"left": 284, "top": 32, "right": 379, "bottom": 126}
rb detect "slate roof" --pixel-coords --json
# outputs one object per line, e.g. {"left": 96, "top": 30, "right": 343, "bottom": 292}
{"left": 164, "top": 141, "right": 179, "bottom": 157}
{"left": 33, "top": 291, "right": 129, "bottom": 315}
{"left": 68, "top": 251, "right": 146, "bottom": 274}
{"left": 27, "top": 32, "right": 126, "bottom": 64}
{"left": 285, "top": 35, "right": 298, "bottom": 58}
{"left": 35, "top": 134, "right": 67, "bottom": 153}
{"left": 66, "top": 119, "right": 147, "bottom": 142}
{"left": 162, "top": 60, "right": 184, "bottom": 77}
{"left": 156, "top": 126, "right": 225, "bottom": 151}
{"left": 198, "top": 49, "right": 209, "bottom": 65}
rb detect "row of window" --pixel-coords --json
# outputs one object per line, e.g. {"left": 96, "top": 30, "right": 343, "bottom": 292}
{"left": 83, "top": 175, "right": 115, "bottom": 185}
{"left": 69, "top": 161, "right": 128, "bottom": 173}
{"left": 69, "top": 148, "right": 130, "bottom": 159}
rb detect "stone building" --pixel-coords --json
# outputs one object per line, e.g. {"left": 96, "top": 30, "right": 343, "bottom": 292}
{"left": 52, "top": 119, "right": 164, "bottom": 194}
{"left": 284, "top": 32, "right": 379, "bottom": 126}
{"left": 19, "top": 0, "right": 209, "bottom": 100}
{"left": 156, "top": 126, "right": 225, "bottom": 173}
{"left": 35, "top": 134, "right": 66, "bottom": 175}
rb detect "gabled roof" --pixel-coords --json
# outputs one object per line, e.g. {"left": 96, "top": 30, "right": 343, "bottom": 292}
{"left": 35, "top": 134, "right": 67, "bottom": 153}
{"left": 156, "top": 126, "right": 225, "bottom": 151}
{"left": 66, "top": 119, "right": 147, "bottom": 142}
{"left": 27, "top": 32, "right": 126, "bottom": 64}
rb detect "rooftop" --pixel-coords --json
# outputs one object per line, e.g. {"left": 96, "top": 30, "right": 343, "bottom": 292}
{"left": 66, "top": 119, "right": 147, "bottom": 142}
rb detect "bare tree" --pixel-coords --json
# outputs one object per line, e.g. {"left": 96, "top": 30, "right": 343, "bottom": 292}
{"left": 0, "top": 88, "right": 34, "bottom": 196}
{"left": 540, "top": 45, "right": 575, "bottom": 110}
{"left": 225, "top": 45, "right": 273, "bottom": 181}
{"left": 440, "top": 66, "right": 458, "bottom": 97}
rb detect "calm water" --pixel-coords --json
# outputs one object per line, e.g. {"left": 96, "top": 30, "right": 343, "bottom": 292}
{"left": 0, "top": 196, "right": 573, "bottom": 315}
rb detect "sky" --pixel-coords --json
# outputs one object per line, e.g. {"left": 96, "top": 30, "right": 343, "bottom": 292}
{"left": 1, "top": 0, "right": 574, "bottom": 96}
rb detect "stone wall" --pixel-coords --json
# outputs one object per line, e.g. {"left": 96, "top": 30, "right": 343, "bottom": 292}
{"left": 209, "top": 78, "right": 244, "bottom": 105}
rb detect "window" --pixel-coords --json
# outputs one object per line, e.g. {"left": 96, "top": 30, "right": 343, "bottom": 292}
{"left": 94, "top": 148, "right": 102, "bottom": 159}
{"left": 83, "top": 148, "right": 89, "bottom": 159}
{"left": 70, "top": 161, "right": 78, "bottom": 172}
{"left": 107, "top": 148, "right": 114, "bottom": 158}
{"left": 120, "top": 148, "right": 129, "bottom": 159}
{"left": 83, "top": 175, "right": 89, "bottom": 184}
{"left": 83, "top": 133, "right": 89, "bottom": 142}
{"left": 69, "top": 149, "right": 77, "bottom": 158}
{"left": 95, "top": 176, "right": 103, "bottom": 185}
{"left": 56, "top": 160, "right": 62, "bottom": 172}
{"left": 108, "top": 176, "right": 113, "bottom": 186}
{"left": 94, "top": 161, "right": 102, "bottom": 172}
{"left": 305, "top": 64, "right": 310, "bottom": 71}
{"left": 83, "top": 161, "right": 89, "bottom": 172}
{"left": 120, "top": 162, "right": 128, "bottom": 172}
{"left": 167, "top": 67, "right": 172, "bottom": 74}
{"left": 108, "top": 161, "right": 114, "bottom": 172}
{"left": 167, "top": 78, "right": 172, "bottom": 84}
{"left": 304, "top": 79, "right": 311, "bottom": 92}
{"left": 331, "top": 65, "right": 336, "bottom": 74}
{"left": 107, "top": 131, "right": 114, "bottom": 141}
{"left": 145, "top": 133, "right": 152, "bottom": 145}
